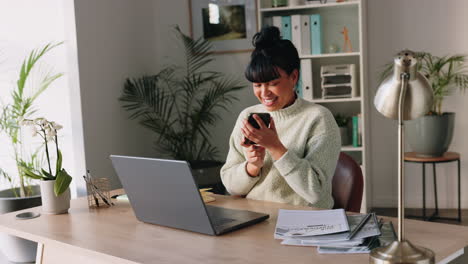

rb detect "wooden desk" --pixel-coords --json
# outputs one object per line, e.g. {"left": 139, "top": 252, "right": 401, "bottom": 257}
{"left": 0, "top": 191, "right": 466, "bottom": 264}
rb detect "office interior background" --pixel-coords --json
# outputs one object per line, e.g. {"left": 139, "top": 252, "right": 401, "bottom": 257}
{"left": 0, "top": 0, "right": 467, "bottom": 213}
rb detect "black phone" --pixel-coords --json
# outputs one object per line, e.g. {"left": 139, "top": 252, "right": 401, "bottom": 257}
{"left": 244, "top": 113, "right": 271, "bottom": 145}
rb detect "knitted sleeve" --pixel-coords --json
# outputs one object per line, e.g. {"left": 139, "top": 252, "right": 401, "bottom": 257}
{"left": 220, "top": 112, "right": 261, "bottom": 195}
{"left": 273, "top": 110, "right": 341, "bottom": 207}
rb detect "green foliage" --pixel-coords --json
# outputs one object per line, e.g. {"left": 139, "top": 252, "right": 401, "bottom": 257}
{"left": 0, "top": 42, "right": 63, "bottom": 197}
{"left": 120, "top": 27, "right": 246, "bottom": 161}
{"left": 54, "top": 168, "right": 72, "bottom": 196}
{"left": 379, "top": 52, "right": 468, "bottom": 115}
{"left": 334, "top": 113, "right": 350, "bottom": 127}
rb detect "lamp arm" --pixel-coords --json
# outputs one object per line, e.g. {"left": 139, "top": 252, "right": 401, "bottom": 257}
{"left": 398, "top": 72, "right": 410, "bottom": 242}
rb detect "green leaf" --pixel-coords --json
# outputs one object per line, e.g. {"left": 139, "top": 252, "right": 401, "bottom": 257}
{"left": 19, "top": 164, "right": 43, "bottom": 180}
{"left": 54, "top": 169, "right": 72, "bottom": 196}
{"left": 56, "top": 149, "right": 62, "bottom": 176}
{"left": 41, "top": 169, "right": 55, "bottom": 180}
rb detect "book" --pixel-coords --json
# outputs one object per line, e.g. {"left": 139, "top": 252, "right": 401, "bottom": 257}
{"left": 352, "top": 114, "right": 362, "bottom": 147}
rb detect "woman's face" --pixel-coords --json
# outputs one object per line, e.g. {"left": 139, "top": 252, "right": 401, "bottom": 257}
{"left": 253, "top": 68, "right": 298, "bottom": 111}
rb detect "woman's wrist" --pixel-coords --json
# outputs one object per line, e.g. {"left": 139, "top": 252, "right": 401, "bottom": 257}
{"left": 246, "top": 162, "right": 262, "bottom": 177}
{"left": 268, "top": 143, "right": 288, "bottom": 161}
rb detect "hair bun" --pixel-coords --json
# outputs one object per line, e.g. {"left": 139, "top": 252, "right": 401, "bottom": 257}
{"left": 252, "top": 26, "right": 281, "bottom": 49}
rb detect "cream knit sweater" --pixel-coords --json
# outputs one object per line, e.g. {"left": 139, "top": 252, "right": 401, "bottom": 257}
{"left": 220, "top": 98, "right": 341, "bottom": 208}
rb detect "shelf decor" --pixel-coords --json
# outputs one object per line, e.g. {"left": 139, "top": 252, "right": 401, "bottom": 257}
{"left": 189, "top": 0, "right": 257, "bottom": 53}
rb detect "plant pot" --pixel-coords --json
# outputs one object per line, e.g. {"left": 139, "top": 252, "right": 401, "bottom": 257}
{"left": 406, "top": 112, "right": 455, "bottom": 157}
{"left": 39, "top": 180, "right": 70, "bottom": 214}
{"left": 0, "top": 186, "right": 41, "bottom": 263}
{"left": 339, "top": 126, "right": 349, "bottom": 146}
{"left": 189, "top": 160, "right": 225, "bottom": 194}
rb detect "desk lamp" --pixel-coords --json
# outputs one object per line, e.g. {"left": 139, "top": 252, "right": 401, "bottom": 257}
{"left": 370, "top": 50, "right": 435, "bottom": 264}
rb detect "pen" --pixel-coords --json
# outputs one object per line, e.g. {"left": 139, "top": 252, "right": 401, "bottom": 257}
{"left": 347, "top": 212, "right": 373, "bottom": 240}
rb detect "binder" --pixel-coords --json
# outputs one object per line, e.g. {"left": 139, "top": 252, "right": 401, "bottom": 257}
{"left": 310, "top": 14, "right": 322, "bottom": 54}
{"left": 295, "top": 73, "right": 303, "bottom": 98}
{"left": 272, "top": 16, "right": 282, "bottom": 29}
{"left": 281, "top": 16, "right": 292, "bottom": 41}
{"left": 300, "top": 59, "right": 313, "bottom": 101}
{"left": 300, "top": 15, "right": 311, "bottom": 55}
{"left": 291, "top": 15, "right": 301, "bottom": 53}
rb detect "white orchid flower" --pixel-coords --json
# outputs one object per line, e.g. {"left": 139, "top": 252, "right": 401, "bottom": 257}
{"left": 34, "top": 117, "right": 47, "bottom": 126}
{"left": 30, "top": 125, "right": 38, "bottom": 137}
{"left": 50, "top": 121, "right": 63, "bottom": 131}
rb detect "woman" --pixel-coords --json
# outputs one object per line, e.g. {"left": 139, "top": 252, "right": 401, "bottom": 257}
{"left": 220, "top": 26, "right": 341, "bottom": 208}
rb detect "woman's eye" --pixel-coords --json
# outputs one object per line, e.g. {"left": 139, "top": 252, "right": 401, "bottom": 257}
{"left": 253, "top": 84, "right": 262, "bottom": 88}
{"left": 270, "top": 82, "right": 279, "bottom": 86}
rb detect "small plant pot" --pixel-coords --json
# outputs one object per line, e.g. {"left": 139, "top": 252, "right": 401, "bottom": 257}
{"left": 39, "top": 180, "right": 70, "bottom": 214}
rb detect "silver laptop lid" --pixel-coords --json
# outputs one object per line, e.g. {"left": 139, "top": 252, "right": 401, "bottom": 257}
{"left": 110, "top": 155, "right": 215, "bottom": 235}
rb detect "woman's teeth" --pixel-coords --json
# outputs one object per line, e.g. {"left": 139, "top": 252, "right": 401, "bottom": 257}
{"left": 263, "top": 98, "right": 276, "bottom": 106}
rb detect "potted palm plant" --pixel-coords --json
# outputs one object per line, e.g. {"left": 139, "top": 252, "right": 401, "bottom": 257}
{"left": 0, "top": 43, "right": 63, "bottom": 262}
{"left": 119, "top": 27, "right": 245, "bottom": 193}
{"left": 380, "top": 52, "right": 468, "bottom": 156}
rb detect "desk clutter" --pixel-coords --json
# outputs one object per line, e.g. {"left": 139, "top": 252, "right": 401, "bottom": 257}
{"left": 84, "top": 170, "right": 114, "bottom": 208}
{"left": 274, "top": 209, "right": 396, "bottom": 254}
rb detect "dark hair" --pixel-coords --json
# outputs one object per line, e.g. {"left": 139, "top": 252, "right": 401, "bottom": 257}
{"left": 245, "top": 26, "right": 300, "bottom": 83}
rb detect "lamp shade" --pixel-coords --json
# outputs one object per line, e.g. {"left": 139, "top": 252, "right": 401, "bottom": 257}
{"left": 374, "top": 51, "right": 433, "bottom": 120}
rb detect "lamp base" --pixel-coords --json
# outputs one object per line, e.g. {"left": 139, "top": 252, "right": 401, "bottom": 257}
{"left": 369, "top": 240, "right": 435, "bottom": 264}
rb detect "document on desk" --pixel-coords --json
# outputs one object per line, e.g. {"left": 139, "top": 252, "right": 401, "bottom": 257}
{"left": 280, "top": 214, "right": 381, "bottom": 246}
{"left": 274, "top": 209, "right": 349, "bottom": 239}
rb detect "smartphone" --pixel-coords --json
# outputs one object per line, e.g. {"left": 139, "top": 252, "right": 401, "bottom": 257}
{"left": 244, "top": 113, "right": 271, "bottom": 145}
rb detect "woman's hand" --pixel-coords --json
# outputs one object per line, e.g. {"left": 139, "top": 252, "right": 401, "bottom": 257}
{"left": 240, "top": 140, "right": 265, "bottom": 177}
{"left": 241, "top": 115, "right": 287, "bottom": 161}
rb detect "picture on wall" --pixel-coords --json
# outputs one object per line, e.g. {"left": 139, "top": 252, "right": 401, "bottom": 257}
{"left": 190, "top": 0, "right": 257, "bottom": 53}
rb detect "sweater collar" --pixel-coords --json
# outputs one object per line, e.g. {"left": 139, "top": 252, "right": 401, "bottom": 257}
{"left": 262, "top": 97, "right": 304, "bottom": 121}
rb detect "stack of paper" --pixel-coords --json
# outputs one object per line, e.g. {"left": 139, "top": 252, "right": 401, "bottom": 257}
{"left": 275, "top": 209, "right": 395, "bottom": 254}
{"left": 317, "top": 221, "right": 397, "bottom": 254}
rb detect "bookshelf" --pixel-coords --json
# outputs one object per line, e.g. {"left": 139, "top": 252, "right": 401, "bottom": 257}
{"left": 257, "top": 0, "right": 369, "bottom": 212}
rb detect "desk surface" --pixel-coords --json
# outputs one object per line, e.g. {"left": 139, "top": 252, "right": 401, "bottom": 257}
{"left": 0, "top": 191, "right": 466, "bottom": 264}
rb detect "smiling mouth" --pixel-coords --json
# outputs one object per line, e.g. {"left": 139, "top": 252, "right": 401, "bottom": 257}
{"left": 262, "top": 97, "right": 277, "bottom": 106}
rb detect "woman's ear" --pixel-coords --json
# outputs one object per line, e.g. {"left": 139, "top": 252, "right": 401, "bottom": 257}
{"left": 291, "top": 69, "right": 299, "bottom": 85}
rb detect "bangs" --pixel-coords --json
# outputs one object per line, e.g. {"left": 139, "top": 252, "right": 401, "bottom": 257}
{"left": 245, "top": 57, "right": 280, "bottom": 83}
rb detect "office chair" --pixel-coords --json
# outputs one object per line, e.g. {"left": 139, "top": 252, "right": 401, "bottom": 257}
{"left": 332, "top": 152, "right": 364, "bottom": 213}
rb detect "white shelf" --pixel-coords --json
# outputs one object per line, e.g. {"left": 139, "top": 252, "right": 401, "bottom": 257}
{"left": 307, "top": 97, "right": 361, "bottom": 103}
{"left": 259, "top": 1, "right": 359, "bottom": 12}
{"left": 341, "top": 145, "right": 363, "bottom": 151}
{"left": 299, "top": 52, "right": 360, "bottom": 59}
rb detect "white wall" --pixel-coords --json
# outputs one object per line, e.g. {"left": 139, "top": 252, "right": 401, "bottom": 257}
{"left": 368, "top": 0, "right": 468, "bottom": 208}
{"left": 153, "top": 1, "right": 257, "bottom": 159}
{"left": 72, "top": 0, "right": 159, "bottom": 193}
{"left": 0, "top": 0, "right": 78, "bottom": 194}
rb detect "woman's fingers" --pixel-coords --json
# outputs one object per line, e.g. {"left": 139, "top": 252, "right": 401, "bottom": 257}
{"left": 253, "top": 114, "right": 267, "bottom": 129}
{"left": 269, "top": 117, "right": 276, "bottom": 131}
{"left": 241, "top": 126, "right": 260, "bottom": 143}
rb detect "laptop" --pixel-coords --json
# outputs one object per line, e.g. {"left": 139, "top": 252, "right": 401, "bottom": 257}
{"left": 110, "top": 155, "right": 269, "bottom": 236}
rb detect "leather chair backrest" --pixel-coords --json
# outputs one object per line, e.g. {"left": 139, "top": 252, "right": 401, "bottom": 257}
{"left": 332, "top": 152, "right": 364, "bottom": 213}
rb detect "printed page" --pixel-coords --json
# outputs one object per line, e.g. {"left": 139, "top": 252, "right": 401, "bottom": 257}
{"left": 274, "top": 209, "right": 349, "bottom": 238}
